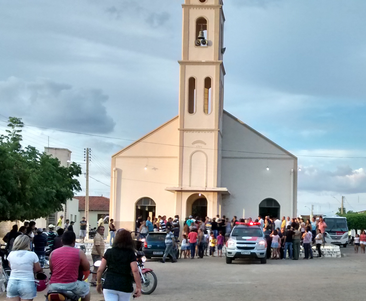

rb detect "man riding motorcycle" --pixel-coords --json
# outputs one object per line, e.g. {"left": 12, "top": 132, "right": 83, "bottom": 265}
{"left": 48, "top": 231, "right": 90, "bottom": 301}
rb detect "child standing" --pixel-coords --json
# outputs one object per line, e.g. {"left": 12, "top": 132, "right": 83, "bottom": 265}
{"left": 203, "top": 230, "right": 209, "bottom": 256}
{"left": 270, "top": 230, "right": 280, "bottom": 259}
{"left": 217, "top": 231, "right": 224, "bottom": 257}
{"left": 315, "top": 229, "right": 323, "bottom": 258}
{"left": 181, "top": 234, "right": 190, "bottom": 258}
{"left": 354, "top": 234, "right": 360, "bottom": 253}
{"left": 209, "top": 232, "right": 217, "bottom": 257}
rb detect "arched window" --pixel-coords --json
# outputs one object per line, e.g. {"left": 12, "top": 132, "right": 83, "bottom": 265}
{"left": 204, "top": 77, "right": 212, "bottom": 114}
{"left": 188, "top": 77, "right": 196, "bottom": 114}
{"left": 195, "top": 17, "right": 207, "bottom": 47}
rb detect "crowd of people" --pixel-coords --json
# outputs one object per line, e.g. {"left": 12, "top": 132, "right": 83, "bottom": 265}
{"left": 135, "top": 214, "right": 330, "bottom": 261}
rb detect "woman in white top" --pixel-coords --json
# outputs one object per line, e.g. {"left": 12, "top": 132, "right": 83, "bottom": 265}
{"left": 354, "top": 234, "right": 360, "bottom": 253}
{"left": 315, "top": 229, "right": 323, "bottom": 258}
{"left": 7, "top": 235, "right": 42, "bottom": 301}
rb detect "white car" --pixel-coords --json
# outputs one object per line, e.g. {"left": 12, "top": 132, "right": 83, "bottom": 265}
{"left": 226, "top": 222, "right": 267, "bottom": 264}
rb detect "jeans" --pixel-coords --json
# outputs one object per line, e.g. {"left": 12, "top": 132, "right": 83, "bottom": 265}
{"left": 293, "top": 239, "right": 300, "bottom": 260}
{"left": 35, "top": 252, "right": 45, "bottom": 268}
{"left": 303, "top": 243, "right": 310, "bottom": 259}
{"left": 316, "top": 243, "right": 322, "bottom": 257}
{"left": 103, "top": 289, "right": 131, "bottom": 301}
{"left": 198, "top": 243, "right": 204, "bottom": 258}
{"left": 49, "top": 281, "right": 89, "bottom": 298}
{"left": 213, "top": 230, "right": 218, "bottom": 238}
{"left": 110, "top": 231, "right": 115, "bottom": 245}
{"left": 284, "top": 242, "right": 293, "bottom": 259}
{"left": 163, "top": 244, "right": 176, "bottom": 261}
{"left": 7, "top": 279, "right": 37, "bottom": 299}
{"left": 190, "top": 242, "right": 197, "bottom": 258}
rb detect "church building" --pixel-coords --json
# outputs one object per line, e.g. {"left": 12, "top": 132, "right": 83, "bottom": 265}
{"left": 110, "top": 0, "right": 297, "bottom": 230}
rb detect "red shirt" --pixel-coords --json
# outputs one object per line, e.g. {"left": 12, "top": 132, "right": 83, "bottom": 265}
{"left": 188, "top": 232, "right": 198, "bottom": 243}
{"left": 50, "top": 246, "right": 80, "bottom": 284}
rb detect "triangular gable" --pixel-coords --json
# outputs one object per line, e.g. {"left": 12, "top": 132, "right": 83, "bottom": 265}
{"left": 112, "top": 116, "right": 179, "bottom": 158}
{"left": 223, "top": 110, "right": 297, "bottom": 159}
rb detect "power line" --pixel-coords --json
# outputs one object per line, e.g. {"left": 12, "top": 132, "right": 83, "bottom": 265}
{"left": 1, "top": 114, "right": 366, "bottom": 159}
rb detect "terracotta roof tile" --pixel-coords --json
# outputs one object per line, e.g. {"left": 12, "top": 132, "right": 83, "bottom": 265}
{"left": 75, "top": 196, "right": 110, "bottom": 211}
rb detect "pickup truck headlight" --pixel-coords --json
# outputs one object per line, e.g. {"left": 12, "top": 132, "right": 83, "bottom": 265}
{"left": 257, "top": 240, "right": 266, "bottom": 249}
{"left": 227, "top": 239, "right": 236, "bottom": 249}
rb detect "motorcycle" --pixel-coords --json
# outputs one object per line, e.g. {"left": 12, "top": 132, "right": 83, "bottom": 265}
{"left": 95, "top": 250, "right": 157, "bottom": 295}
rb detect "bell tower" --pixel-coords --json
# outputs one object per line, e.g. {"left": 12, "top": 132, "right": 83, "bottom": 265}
{"left": 175, "top": 0, "right": 227, "bottom": 217}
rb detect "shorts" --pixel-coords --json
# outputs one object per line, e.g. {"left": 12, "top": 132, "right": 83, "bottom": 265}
{"left": 355, "top": 243, "right": 360, "bottom": 246}
{"left": 49, "top": 281, "right": 89, "bottom": 298}
{"left": 181, "top": 246, "right": 189, "bottom": 251}
{"left": 7, "top": 279, "right": 37, "bottom": 299}
{"left": 271, "top": 242, "right": 279, "bottom": 248}
{"left": 217, "top": 244, "right": 223, "bottom": 250}
{"left": 80, "top": 230, "right": 87, "bottom": 237}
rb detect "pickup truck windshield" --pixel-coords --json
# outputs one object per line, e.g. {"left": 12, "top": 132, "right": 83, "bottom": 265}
{"left": 231, "top": 228, "right": 263, "bottom": 237}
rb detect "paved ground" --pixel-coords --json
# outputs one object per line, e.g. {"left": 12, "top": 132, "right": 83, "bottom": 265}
{"left": 4, "top": 245, "right": 365, "bottom": 301}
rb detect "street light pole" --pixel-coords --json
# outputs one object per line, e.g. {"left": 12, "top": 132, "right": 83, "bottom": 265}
{"left": 85, "top": 148, "right": 90, "bottom": 240}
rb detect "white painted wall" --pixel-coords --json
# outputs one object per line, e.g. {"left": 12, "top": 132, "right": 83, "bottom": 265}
{"left": 221, "top": 112, "right": 297, "bottom": 219}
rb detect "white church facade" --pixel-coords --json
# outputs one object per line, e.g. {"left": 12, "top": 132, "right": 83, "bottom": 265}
{"left": 110, "top": 0, "right": 297, "bottom": 231}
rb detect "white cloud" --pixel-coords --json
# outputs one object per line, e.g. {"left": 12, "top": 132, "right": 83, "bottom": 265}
{"left": 0, "top": 77, "right": 115, "bottom": 133}
{"left": 299, "top": 165, "right": 366, "bottom": 194}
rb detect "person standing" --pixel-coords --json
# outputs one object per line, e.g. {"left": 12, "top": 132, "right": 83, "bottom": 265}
{"left": 91, "top": 226, "right": 105, "bottom": 285}
{"left": 6, "top": 235, "right": 43, "bottom": 301}
{"left": 317, "top": 216, "right": 327, "bottom": 246}
{"left": 47, "top": 224, "right": 57, "bottom": 251}
{"left": 80, "top": 217, "right": 87, "bottom": 243}
{"left": 292, "top": 223, "right": 301, "bottom": 260}
{"left": 172, "top": 215, "right": 180, "bottom": 239}
{"left": 109, "top": 219, "right": 116, "bottom": 245}
{"left": 96, "top": 229, "right": 141, "bottom": 300}
{"left": 33, "top": 228, "right": 47, "bottom": 268}
{"left": 315, "top": 229, "right": 323, "bottom": 257}
{"left": 188, "top": 229, "right": 198, "bottom": 259}
{"left": 146, "top": 216, "right": 154, "bottom": 233}
{"left": 197, "top": 228, "right": 205, "bottom": 258}
{"left": 283, "top": 225, "right": 293, "bottom": 259}
{"left": 64, "top": 219, "right": 70, "bottom": 231}
{"left": 160, "top": 226, "right": 177, "bottom": 263}
{"left": 67, "top": 221, "right": 75, "bottom": 232}
{"left": 56, "top": 215, "right": 63, "bottom": 229}
{"left": 302, "top": 226, "right": 313, "bottom": 259}
{"left": 281, "top": 216, "right": 286, "bottom": 230}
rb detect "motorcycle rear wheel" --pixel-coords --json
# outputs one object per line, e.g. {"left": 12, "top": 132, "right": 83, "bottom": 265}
{"left": 141, "top": 271, "right": 157, "bottom": 295}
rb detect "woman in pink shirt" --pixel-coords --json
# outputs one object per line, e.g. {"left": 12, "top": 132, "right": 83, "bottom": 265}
{"left": 317, "top": 216, "right": 327, "bottom": 245}
{"left": 359, "top": 230, "right": 366, "bottom": 253}
{"left": 188, "top": 230, "right": 198, "bottom": 259}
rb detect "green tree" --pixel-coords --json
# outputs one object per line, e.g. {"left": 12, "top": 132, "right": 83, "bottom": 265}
{"left": 0, "top": 117, "right": 82, "bottom": 221}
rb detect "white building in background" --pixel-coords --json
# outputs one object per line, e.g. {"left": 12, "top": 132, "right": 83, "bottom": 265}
{"left": 36, "top": 147, "right": 79, "bottom": 229}
{"left": 110, "top": 0, "right": 297, "bottom": 231}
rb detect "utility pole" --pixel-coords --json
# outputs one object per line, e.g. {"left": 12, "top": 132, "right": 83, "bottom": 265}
{"left": 84, "top": 148, "right": 91, "bottom": 240}
{"left": 311, "top": 204, "right": 314, "bottom": 220}
{"left": 341, "top": 196, "right": 344, "bottom": 214}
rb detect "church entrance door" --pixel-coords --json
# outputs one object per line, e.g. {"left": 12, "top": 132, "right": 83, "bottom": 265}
{"left": 135, "top": 197, "right": 156, "bottom": 229}
{"left": 192, "top": 198, "right": 207, "bottom": 220}
{"left": 259, "top": 198, "right": 280, "bottom": 218}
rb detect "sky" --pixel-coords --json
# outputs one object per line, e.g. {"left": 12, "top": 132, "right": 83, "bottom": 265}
{"left": 1, "top": 0, "right": 366, "bottom": 216}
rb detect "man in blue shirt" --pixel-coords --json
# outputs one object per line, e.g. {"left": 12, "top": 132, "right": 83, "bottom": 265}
{"left": 146, "top": 216, "right": 154, "bottom": 232}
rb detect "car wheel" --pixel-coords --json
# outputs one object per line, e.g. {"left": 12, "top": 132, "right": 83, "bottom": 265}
{"left": 260, "top": 257, "right": 267, "bottom": 264}
{"left": 226, "top": 257, "right": 233, "bottom": 264}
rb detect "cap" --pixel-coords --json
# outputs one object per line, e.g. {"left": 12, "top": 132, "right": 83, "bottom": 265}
{"left": 48, "top": 224, "right": 55, "bottom": 229}
{"left": 70, "top": 221, "right": 75, "bottom": 224}
{"left": 189, "top": 215, "right": 193, "bottom": 218}
{"left": 36, "top": 228, "right": 43, "bottom": 233}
